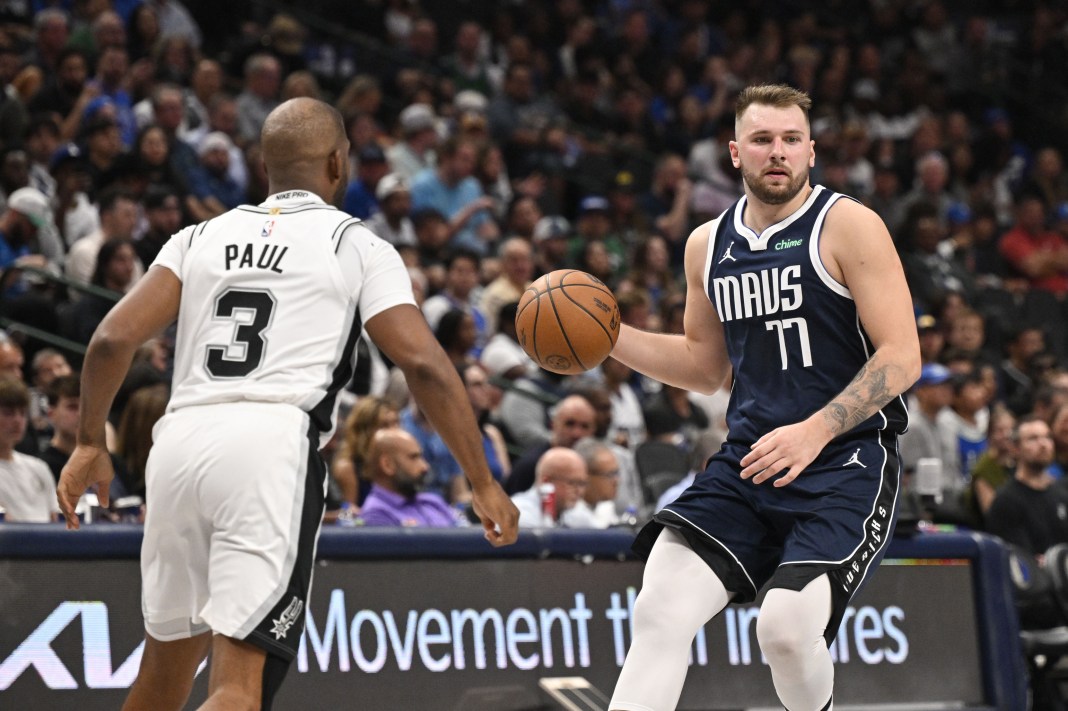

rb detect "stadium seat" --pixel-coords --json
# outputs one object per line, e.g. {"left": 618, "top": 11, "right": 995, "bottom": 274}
{"left": 634, "top": 441, "right": 689, "bottom": 504}
{"left": 972, "top": 285, "right": 1018, "bottom": 357}
{"left": 642, "top": 470, "right": 688, "bottom": 504}
{"left": 1023, "top": 290, "right": 1067, "bottom": 361}
{"left": 1013, "top": 545, "right": 1068, "bottom": 709}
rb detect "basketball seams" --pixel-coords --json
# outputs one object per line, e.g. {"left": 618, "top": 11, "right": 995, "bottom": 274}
{"left": 529, "top": 285, "right": 541, "bottom": 364}
{"left": 558, "top": 285, "right": 616, "bottom": 346}
{"left": 545, "top": 274, "right": 587, "bottom": 371}
{"left": 514, "top": 269, "right": 619, "bottom": 375}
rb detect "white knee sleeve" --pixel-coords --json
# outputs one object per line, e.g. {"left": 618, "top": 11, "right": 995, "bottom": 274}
{"left": 757, "top": 575, "right": 834, "bottom": 711}
{"left": 610, "top": 528, "right": 731, "bottom": 711}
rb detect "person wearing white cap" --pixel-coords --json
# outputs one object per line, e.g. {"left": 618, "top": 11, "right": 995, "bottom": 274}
{"left": 454, "top": 89, "right": 489, "bottom": 116}
{"left": 386, "top": 103, "right": 439, "bottom": 180}
{"left": 365, "top": 172, "right": 417, "bottom": 248}
{"left": 190, "top": 131, "right": 243, "bottom": 213}
{"left": 531, "top": 215, "right": 570, "bottom": 274}
{"left": 0, "top": 187, "right": 63, "bottom": 284}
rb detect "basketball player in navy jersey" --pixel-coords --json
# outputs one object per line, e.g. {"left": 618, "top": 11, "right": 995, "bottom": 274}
{"left": 609, "top": 85, "right": 920, "bottom": 710}
{"left": 57, "top": 98, "right": 518, "bottom": 710}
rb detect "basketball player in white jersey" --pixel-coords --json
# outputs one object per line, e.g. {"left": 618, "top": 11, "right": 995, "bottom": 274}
{"left": 57, "top": 98, "right": 519, "bottom": 710}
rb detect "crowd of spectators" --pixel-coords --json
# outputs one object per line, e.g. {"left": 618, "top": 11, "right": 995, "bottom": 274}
{"left": 1, "top": 0, "right": 1068, "bottom": 567}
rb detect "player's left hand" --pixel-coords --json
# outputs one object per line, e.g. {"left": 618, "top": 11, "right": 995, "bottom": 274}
{"left": 470, "top": 482, "right": 520, "bottom": 547}
{"left": 57, "top": 444, "right": 115, "bottom": 530}
{"left": 739, "top": 418, "right": 832, "bottom": 487}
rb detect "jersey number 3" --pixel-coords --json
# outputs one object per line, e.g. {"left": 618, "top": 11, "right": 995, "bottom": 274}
{"left": 205, "top": 289, "right": 276, "bottom": 378}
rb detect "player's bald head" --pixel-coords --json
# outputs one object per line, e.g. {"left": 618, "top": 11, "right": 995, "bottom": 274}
{"left": 261, "top": 98, "right": 347, "bottom": 192}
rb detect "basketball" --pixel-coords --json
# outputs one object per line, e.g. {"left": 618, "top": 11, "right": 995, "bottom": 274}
{"left": 515, "top": 270, "right": 620, "bottom": 375}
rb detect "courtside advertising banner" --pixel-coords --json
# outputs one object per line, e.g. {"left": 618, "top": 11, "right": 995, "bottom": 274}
{"left": 0, "top": 556, "right": 983, "bottom": 709}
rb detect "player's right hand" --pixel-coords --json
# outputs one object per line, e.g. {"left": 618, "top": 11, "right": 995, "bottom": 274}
{"left": 470, "top": 483, "right": 519, "bottom": 547}
{"left": 57, "top": 444, "right": 115, "bottom": 530}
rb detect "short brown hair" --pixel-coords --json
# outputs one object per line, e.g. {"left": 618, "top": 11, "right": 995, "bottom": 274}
{"left": 1014, "top": 413, "right": 1050, "bottom": 442}
{"left": 46, "top": 374, "right": 80, "bottom": 407}
{"left": 735, "top": 84, "right": 812, "bottom": 126}
{"left": 0, "top": 376, "right": 29, "bottom": 410}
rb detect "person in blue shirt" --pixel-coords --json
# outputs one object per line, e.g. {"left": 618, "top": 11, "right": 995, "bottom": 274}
{"left": 358, "top": 428, "right": 459, "bottom": 527}
{"left": 409, "top": 136, "right": 498, "bottom": 255}
{"left": 400, "top": 401, "right": 462, "bottom": 501}
{"left": 342, "top": 143, "right": 389, "bottom": 219}
{"left": 190, "top": 131, "right": 244, "bottom": 210}
{"left": 0, "top": 187, "right": 52, "bottom": 297}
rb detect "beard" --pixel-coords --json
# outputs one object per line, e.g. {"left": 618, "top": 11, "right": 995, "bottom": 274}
{"left": 394, "top": 475, "right": 421, "bottom": 499}
{"left": 740, "top": 163, "right": 810, "bottom": 205}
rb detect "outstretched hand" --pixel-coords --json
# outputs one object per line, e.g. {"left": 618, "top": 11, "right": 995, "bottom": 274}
{"left": 57, "top": 444, "right": 114, "bottom": 530}
{"left": 739, "top": 418, "right": 832, "bottom": 487}
{"left": 470, "top": 482, "right": 519, "bottom": 547}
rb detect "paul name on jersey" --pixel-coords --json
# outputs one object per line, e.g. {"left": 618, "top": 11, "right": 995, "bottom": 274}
{"left": 224, "top": 243, "right": 289, "bottom": 274}
{"left": 710, "top": 264, "right": 802, "bottom": 323}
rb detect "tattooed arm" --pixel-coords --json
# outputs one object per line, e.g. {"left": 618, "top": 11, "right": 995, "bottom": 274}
{"left": 739, "top": 200, "right": 921, "bottom": 487}
{"left": 819, "top": 353, "right": 914, "bottom": 437}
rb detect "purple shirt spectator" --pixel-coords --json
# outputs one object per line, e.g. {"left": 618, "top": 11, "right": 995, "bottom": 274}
{"left": 358, "top": 484, "right": 458, "bottom": 527}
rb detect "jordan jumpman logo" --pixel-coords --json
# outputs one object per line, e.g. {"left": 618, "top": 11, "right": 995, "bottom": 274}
{"left": 844, "top": 448, "right": 866, "bottom": 467}
{"left": 718, "top": 241, "right": 737, "bottom": 264}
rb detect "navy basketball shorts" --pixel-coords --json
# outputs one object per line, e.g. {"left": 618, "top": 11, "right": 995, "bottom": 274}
{"left": 635, "top": 430, "right": 900, "bottom": 642}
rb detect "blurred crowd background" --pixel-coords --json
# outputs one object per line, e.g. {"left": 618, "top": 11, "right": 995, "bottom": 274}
{"left": 1, "top": 1, "right": 1068, "bottom": 546}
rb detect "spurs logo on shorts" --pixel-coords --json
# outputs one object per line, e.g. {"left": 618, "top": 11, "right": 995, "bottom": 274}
{"left": 270, "top": 596, "right": 304, "bottom": 640}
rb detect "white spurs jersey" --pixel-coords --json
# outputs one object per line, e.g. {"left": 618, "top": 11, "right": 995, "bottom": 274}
{"left": 152, "top": 191, "right": 415, "bottom": 444}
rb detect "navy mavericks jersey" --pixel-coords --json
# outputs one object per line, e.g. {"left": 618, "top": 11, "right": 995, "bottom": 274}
{"left": 704, "top": 184, "right": 908, "bottom": 446}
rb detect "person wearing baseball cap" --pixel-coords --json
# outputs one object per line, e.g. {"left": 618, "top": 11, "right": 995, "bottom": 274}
{"left": 7, "top": 186, "right": 51, "bottom": 232}
{"left": 532, "top": 215, "right": 570, "bottom": 274}
{"left": 569, "top": 195, "right": 626, "bottom": 280}
{"left": 342, "top": 143, "right": 390, "bottom": 219}
{"left": 192, "top": 131, "right": 243, "bottom": 211}
{"left": 899, "top": 362, "right": 960, "bottom": 490}
{"left": 366, "top": 173, "right": 417, "bottom": 248}
{"left": 916, "top": 314, "right": 945, "bottom": 364}
{"left": 0, "top": 187, "right": 57, "bottom": 296}
{"left": 48, "top": 143, "right": 99, "bottom": 250}
{"left": 387, "top": 103, "right": 439, "bottom": 180}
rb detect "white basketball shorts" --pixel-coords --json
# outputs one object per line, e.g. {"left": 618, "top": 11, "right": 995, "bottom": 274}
{"left": 140, "top": 401, "right": 326, "bottom": 660}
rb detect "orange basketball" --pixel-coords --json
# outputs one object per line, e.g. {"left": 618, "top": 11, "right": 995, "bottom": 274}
{"left": 515, "top": 270, "right": 620, "bottom": 375}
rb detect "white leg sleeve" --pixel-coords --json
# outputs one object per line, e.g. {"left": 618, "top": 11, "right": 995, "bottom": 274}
{"left": 610, "top": 528, "right": 731, "bottom": 711}
{"left": 757, "top": 575, "right": 835, "bottom": 711}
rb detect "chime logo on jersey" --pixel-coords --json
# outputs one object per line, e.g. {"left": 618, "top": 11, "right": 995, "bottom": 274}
{"left": 711, "top": 265, "right": 803, "bottom": 322}
{"left": 262, "top": 220, "right": 275, "bottom": 237}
